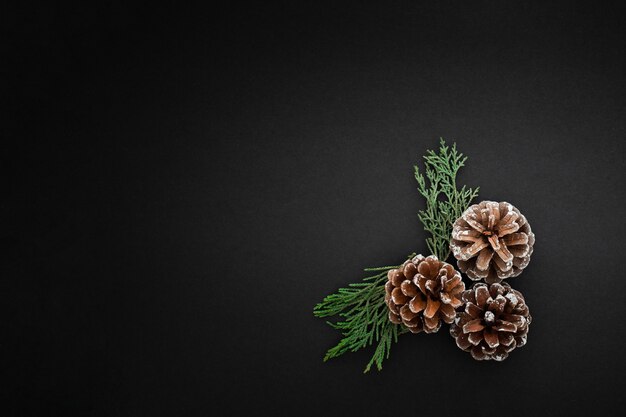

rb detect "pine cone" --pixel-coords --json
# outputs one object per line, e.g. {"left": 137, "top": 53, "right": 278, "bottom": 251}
{"left": 450, "top": 282, "right": 531, "bottom": 361}
{"left": 385, "top": 255, "right": 465, "bottom": 334}
{"left": 450, "top": 201, "right": 535, "bottom": 283}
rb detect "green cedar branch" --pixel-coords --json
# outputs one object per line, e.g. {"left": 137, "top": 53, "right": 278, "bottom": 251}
{"left": 313, "top": 256, "right": 414, "bottom": 373}
{"left": 414, "top": 138, "right": 479, "bottom": 261}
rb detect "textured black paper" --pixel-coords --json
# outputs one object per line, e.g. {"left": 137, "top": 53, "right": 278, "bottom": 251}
{"left": 4, "top": 2, "right": 626, "bottom": 416}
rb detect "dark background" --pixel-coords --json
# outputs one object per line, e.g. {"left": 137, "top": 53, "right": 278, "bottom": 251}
{"left": 4, "top": 1, "right": 625, "bottom": 416}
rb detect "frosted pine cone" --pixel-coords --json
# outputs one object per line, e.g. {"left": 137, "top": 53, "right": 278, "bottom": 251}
{"left": 450, "top": 282, "right": 531, "bottom": 361}
{"left": 450, "top": 201, "right": 535, "bottom": 283}
{"left": 385, "top": 255, "right": 465, "bottom": 334}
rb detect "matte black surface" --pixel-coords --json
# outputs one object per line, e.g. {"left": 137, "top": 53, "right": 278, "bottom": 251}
{"left": 4, "top": 2, "right": 626, "bottom": 416}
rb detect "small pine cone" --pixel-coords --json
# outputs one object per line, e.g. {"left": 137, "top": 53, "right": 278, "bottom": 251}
{"left": 450, "top": 201, "right": 535, "bottom": 283}
{"left": 384, "top": 255, "right": 465, "bottom": 334}
{"left": 450, "top": 282, "right": 531, "bottom": 361}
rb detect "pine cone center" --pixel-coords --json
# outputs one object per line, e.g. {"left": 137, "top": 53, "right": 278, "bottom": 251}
{"left": 484, "top": 310, "right": 495, "bottom": 325}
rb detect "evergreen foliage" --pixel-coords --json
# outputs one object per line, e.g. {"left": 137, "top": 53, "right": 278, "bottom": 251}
{"left": 415, "top": 138, "right": 479, "bottom": 261}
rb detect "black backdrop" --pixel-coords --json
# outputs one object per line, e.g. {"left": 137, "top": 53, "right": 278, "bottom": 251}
{"left": 4, "top": 2, "right": 626, "bottom": 416}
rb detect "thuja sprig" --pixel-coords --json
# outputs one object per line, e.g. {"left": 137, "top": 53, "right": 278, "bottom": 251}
{"left": 414, "top": 138, "right": 479, "bottom": 261}
{"left": 314, "top": 257, "right": 413, "bottom": 373}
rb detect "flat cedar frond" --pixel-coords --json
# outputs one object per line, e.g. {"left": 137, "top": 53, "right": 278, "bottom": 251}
{"left": 313, "top": 256, "right": 413, "bottom": 373}
{"left": 414, "top": 138, "right": 479, "bottom": 261}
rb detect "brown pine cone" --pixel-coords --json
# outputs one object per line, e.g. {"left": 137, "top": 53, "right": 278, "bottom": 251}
{"left": 450, "top": 201, "right": 535, "bottom": 283}
{"left": 384, "top": 255, "right": 465, "bottom": 334}
{"left": 450, "top": 282, "right": 531, "bottom": 361}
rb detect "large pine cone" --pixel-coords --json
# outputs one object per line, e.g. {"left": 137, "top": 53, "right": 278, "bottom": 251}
{"left": 385, "top": 255, "right": 465, "bottom": 334}
{"left": 450, "top": 201, "right": 535, "bottom": 283}
{"left": 450, "top": 282, "right": 531, "bottom": 361}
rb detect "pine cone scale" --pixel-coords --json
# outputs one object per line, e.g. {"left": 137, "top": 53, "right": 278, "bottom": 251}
{"left": 409, "top": 296, "right": 426, "bottom": 313}
{"left": 444, "top": 275, "right": 460, "bottom": 291}
{"left": 388, "top": 311, "right": 402, "bottom": 324}
{"left": 494, "top": 321, "right": 516, "bottom": 332}
{"left": 475, "top": 286, "right": 490, "bottom": 305}
{"left": 484, "top": 330, "right": 499, "bottom": 348}
{"left": 468, "top": 332, "right": 482, "bottom": 345}
{"left": 475, "top": 248, "right": 493, "bottom": 271}
{"left": 424, "top": 298, "right": 440, "bottom": 318}
{"left": 403, "top": 262, "right": 417, "bottom": 278}
{"left": 391, "top": 288, "right": 409, "bottom": 305}
{"left": 400, "top": 305, "right": 417, "bottom": 321}
{"left": 463, "top": 319, "right": 484, "bottom": 333}
{"left": 465, "top": 302, "right": 482, "bottom": 318}
{"left": 439, "top": 303, "right": 456, "bottom": 321}
{"left": 401, "top": 280, "right": 419, "bottom": 297}
{"left": 499, "top": 333, "right": 514, "bottom": 346}
{"left": 456, "top": 333, "right": 471, "bottom": 350}
{"left": 505, "top": 233, "right": 528, "bottom": 246}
